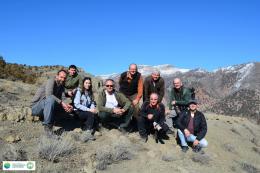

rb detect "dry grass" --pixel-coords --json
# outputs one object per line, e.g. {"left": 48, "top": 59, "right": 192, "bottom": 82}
{"left": 94, "top": 137, "right": 134, "bottom": 170}
{"left": 230, "top": 127, "right": 241, "bottom": 136}
{"left": 240, "top": 162, "right": 259, "bottom": 173}
{"left": 0, "top": 144, "right": 27, "bottom": 161}
{"left": 38, "top": 133, "right": 75, "bottom": 162}
{"left": 252, "top": 147, "right": 260, "bottom": 156}
{"left": 191, "top": 152, "right": 211, "bottom": 165}
{"left": 161, "top": 155, "right": 175, "bottom": 162}
{"left": 222, "top": 143, "right": 236, "bottom": 153}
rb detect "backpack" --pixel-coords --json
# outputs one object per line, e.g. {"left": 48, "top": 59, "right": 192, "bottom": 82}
{"left": 189, "top": 87, "right": 196, "bottom": 100}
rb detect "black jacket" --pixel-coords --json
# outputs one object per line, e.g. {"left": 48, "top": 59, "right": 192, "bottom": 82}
{"left": 119, "top": 71, "right": 141, "bottom": 96}
{"left": 140, "top": 101, "right": 165, "bottom": 125}
{"left": 177, "top": 110, "right": 207, "bottom": 140}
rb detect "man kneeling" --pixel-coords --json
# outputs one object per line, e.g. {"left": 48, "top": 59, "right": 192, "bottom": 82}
{"left": 138, "top": 93, "right": 169, "bottom": 143}
{"left": 177, "top": 100, "right": 208, "bottom": 153}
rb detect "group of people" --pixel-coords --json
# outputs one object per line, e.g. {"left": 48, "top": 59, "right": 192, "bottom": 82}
{"left": 31, "top": 64, "right": 208, "bottom": 153}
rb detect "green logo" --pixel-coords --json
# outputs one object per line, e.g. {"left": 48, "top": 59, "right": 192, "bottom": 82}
{"left": 4, "top": 162, "right": 11, "bottom": 169}
{"left": 27, "top": 162, "right": 34, "bottom": 169}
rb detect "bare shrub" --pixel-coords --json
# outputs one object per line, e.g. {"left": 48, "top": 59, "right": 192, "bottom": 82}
{"left": 252, "top": 147, "right": 260, "bottom": 156}
{"left": 230, "top": 127, "right": 241, "bottom": 136}
{"left": 240, "top": 162, "right": 259, "bottom": 173}
{"left": 38, "top": 163, "right": 70, "bottom": 173}
{"left": 191, "top": 153, "right": 211, "bottom": 165}
{"left": 162, "top": 155, "right": 175, "bottom": 162}
{"left": 251, "top": 138, "right": 260, "bottom": 147}
{"left": 222, "top": 143, "right": 236, "bottom": 153}
{"left": 38, "top": 134, "right": 75, "bottom": 162}
{"left": 67, "top": 131, "right": 80, "bottom": 141}
{"left": 243, "top": 124, "right": 256, "bottom": 137}
{"left": 0, "top": 144, "right": 27, "bottom": 161}
{"left": 94, "top": 137, "right": 134, "bottom": 170}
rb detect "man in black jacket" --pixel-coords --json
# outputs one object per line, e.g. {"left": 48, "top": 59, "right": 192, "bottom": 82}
{"left": 177, "top": 99, "right": 208, "bottom": 152}
{"left": 138, "top": 93, "right": 169, "bottom": 143}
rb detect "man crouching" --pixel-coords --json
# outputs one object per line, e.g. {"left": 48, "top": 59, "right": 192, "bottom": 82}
{"left": 138, "top": 93, "right": 169, "bottom": 143}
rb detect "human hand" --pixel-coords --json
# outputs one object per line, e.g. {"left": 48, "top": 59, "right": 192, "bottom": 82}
{"left": 193, "top": 139, "right": 199, "bottom": 146}
{"left": 68, "top": 91, "right": 73, "bottom": 97}
{"left": 62, "top": 102, "right": 73, "bottom": 112}
{"left": 171, "top": 100, "right": 176, "bottom": 105}
{"left": 90, "top": 108, "right": 98, "bottom": 114}
{"left": 184, "top": 129, "right": 191, "bottom": 137}
{"left": 113, "top": 107, "right": 122, "bottom": 115}
{"left": 132, "top": 99, "right": 139, "bottom": 106}
{"left": 165, "top": 109, "right": 171, "bottom": 115}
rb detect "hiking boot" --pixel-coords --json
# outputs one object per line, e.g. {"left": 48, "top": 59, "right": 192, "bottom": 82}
{"left": 118, "top": 127, "right": 127, "bottom": 134}
{"left": 140, "top": 135, "right": 148, "bottom": 143}
{"left": 181, "top": 146, "right": 189, "bottom": 153}
{"left": 81, "top": 130, "right": 96, "bottom": 142}
{"left": 166, "top": 129, "right": 174, "bottom": 135}
{"left": 192, "top": 145, "right": 202, "bottom": 153}
{"left": 154, "top": 131, "right": 159, "bottom": 143}
{"left": 43, "top": 125, "right": 53, "bottom": 137}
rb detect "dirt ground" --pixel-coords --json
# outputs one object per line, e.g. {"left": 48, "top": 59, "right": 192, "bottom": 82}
{"left": 0, "top": 112, "right": 260, "bottom": 173}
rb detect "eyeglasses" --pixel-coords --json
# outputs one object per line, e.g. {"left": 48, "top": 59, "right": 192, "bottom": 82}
{"left": 106, "top": 85, "right": 114, "bottom": 87}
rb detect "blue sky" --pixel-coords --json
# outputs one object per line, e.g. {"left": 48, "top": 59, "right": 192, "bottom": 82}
{"left": 0, "top": 0, "right": 259, "bottom": 75}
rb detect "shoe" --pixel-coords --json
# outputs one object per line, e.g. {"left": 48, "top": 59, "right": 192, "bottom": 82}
{"left": 192, "top": 145, "right": 202, "bottom": 153}
{"left": 158, "top": 138, "right": 165, "bottom": 144}
{"left": 43, "top": 125, "right": 53, "bottom": 137}
{"left": 154, "top": 131, "right": 159, "bottom": 143}
{"left": 166, "top": 129, "right": 174, "bottom": 135}
{"left": 118, "top": 127, "right": 127, "bottom": 134}
{"left": 81, "top": 130, "right": 96, "bottom": 142}
{"left": 181, "top": 146, "right": 189, "bottom": 153}
{"left": 140, "top": 135, "right": 148, "bottom": 143}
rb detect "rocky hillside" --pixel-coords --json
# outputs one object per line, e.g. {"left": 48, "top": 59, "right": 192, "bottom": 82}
{"left": 0, "top": 59, "right": 260, "bottom": 172}
{"left": 0, "top": 112, "right": 260, "bottom": 173}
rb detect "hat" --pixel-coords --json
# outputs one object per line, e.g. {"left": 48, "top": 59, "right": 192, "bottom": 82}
{"left": 188, "top": 99, "right": 198, "bottom": 105}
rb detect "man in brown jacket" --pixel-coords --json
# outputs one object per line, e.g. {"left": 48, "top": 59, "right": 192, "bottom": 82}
{"left": 119, "top": 64, "right": 143, "bottom": 118}
{"left": 143, "top": 70, "right": 165, "bottom": 103}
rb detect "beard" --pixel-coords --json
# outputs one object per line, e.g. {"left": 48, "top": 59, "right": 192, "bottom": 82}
{"left": 56, "top": 80, "right": 64, "bottom": 86}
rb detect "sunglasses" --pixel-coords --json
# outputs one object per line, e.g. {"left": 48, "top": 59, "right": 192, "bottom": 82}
{"left": 106, "top": 85, "right": 114, "bottom": 87}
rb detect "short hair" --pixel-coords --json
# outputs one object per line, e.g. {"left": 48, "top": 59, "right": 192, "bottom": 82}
{"left": 105, "top": 78, "right": 115, "bottom": 85}
{"left": 173, "top": 78, "right": 182, "bottom": 83}
{"left": 150, "top": 92, "right": 159, "bottom": 98}
{"left": 152, "top": 70, "right": 160, "bottom": 75}
{"left": 129, "top": 63, "right": 138, "bottom": 70}
{"left": 68, "top": 64, "right": 78, "bottom": 71}
{"left": 57, "top": 69, "right": 67, "bottom": 75}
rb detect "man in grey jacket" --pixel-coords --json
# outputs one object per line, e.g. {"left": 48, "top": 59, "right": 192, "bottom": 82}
{"left": 31, "top": 70, "right": 73, "bottom": 134}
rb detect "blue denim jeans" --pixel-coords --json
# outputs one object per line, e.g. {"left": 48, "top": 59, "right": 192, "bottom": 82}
{"left": 177, "top": 129, "right": 208, "bottom": 147}
{"left": 31, "top": 95, "right": 57, "bottom": 126}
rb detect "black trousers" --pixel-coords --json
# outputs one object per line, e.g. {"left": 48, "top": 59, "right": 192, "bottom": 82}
{"left": 138, "top": 116, "right": 169, "bottom": 137}
{"left": 75, "top": 110, "right": 95, "bottom": 130}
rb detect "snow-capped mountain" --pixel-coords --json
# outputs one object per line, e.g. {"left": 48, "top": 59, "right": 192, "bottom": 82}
{"left": 98, "top": 64, "right": 190, "bottom": 79}
{"left": 137, "top": 64, "right": 190, "bottom": 76}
